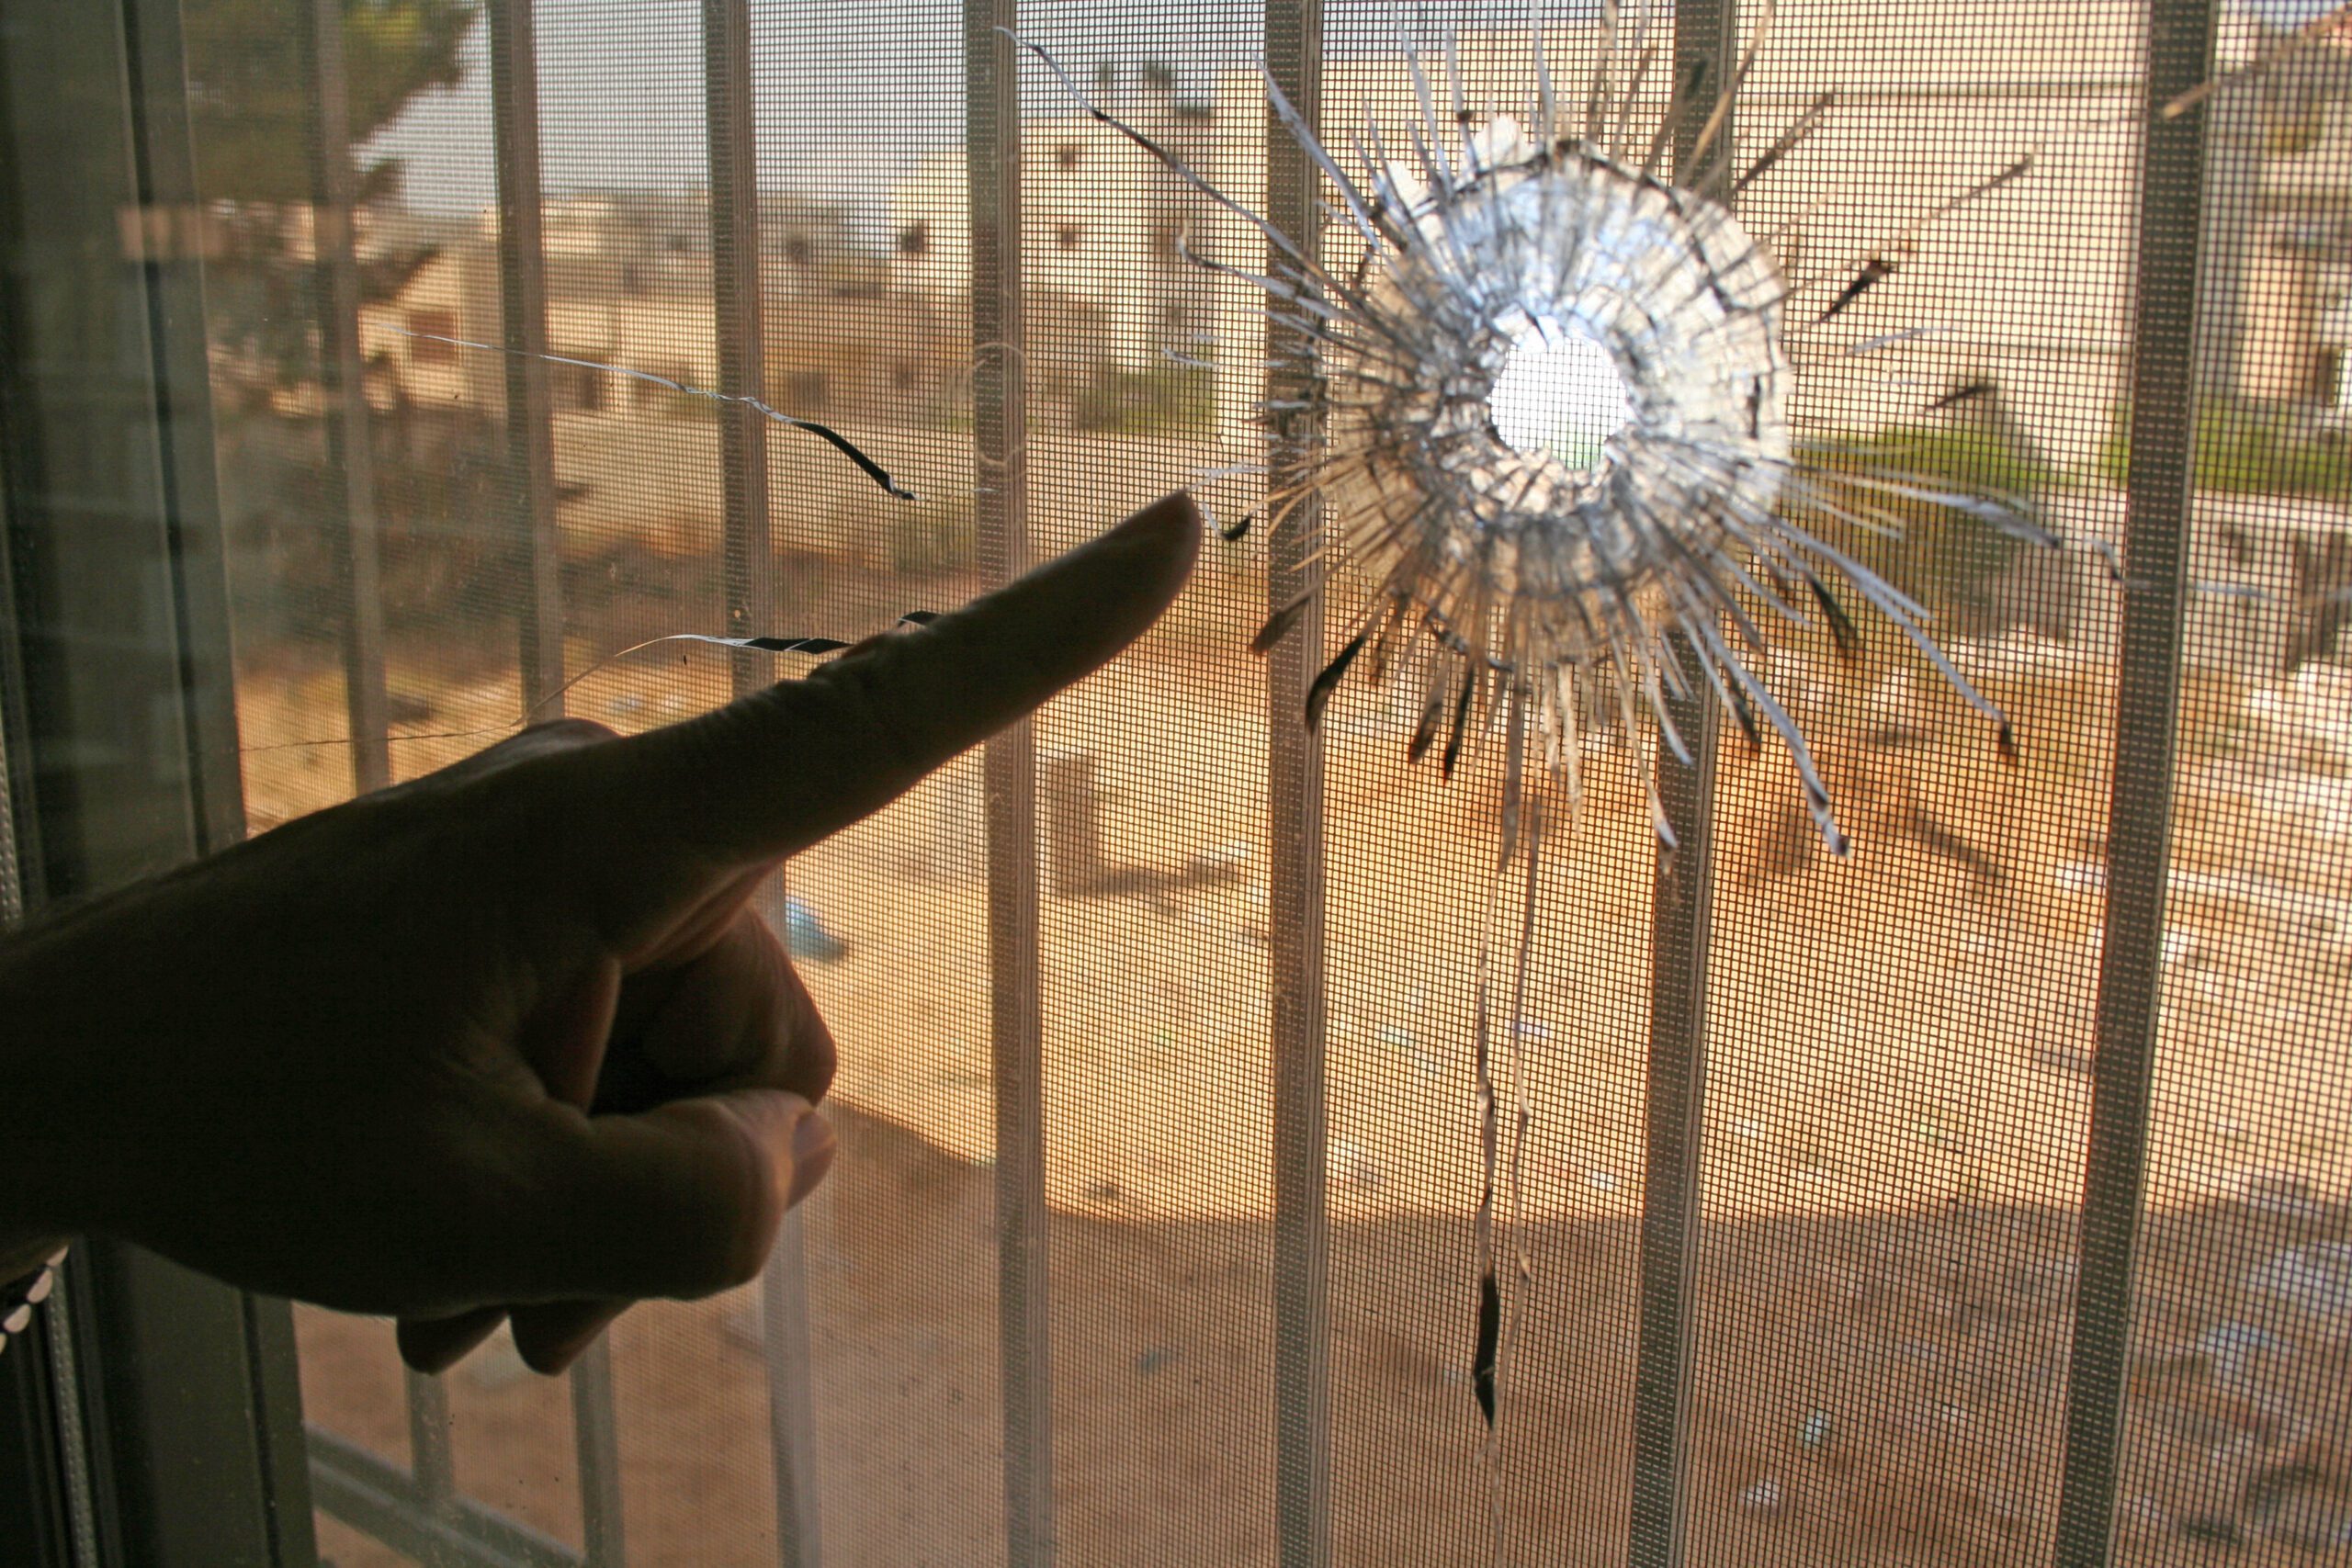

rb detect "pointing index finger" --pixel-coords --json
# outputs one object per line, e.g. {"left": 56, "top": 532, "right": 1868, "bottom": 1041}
{"left": 624, "top": 491, "right": 1200, "bottom": 866}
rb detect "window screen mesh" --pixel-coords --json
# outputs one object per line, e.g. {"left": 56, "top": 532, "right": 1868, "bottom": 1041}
{"left": 176, "top": 0, "right": 2352, "bottom": 1562}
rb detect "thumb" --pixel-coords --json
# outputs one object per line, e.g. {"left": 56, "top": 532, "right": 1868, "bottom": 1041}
{"left": 511, "top": 1089, "right": 836, "bottom": 1303}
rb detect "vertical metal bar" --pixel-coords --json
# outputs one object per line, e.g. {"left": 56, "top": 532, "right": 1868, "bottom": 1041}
{"left": 704, "top": 0, "right": 775, "bottom": 699}
{"left": 2052, "top": 2, "right": 2213, "bottom": 1562}
{"left": 122, "top": 0, "right": 252, "bottom": 858}
{"left": 124, "top": 0, "right": 321, "bottom": 1544}
{"left": 488, "top": 0, "right": 565, "bottom": 712}
{"left": 697, "top": 6, "right": 825, "bottom": 1563}
{"left": 239, "top": 1296, "right": 318, "bottom": 1565}
{"left": 1629, "top": 721, "right": 1716, "bottom": 1568}
{"left": 385, "top": 13, "right": 563, "bottom": 1540}
{"left": 1261, "top": 5, "right": 1329, "bottom": 1565}
{"left": 306, "top": 0, "right": 390, "bottom": 793}
{"left": 569, "top": 1338, "right": 626, "bottom": 1567}
{"left": 1628, "top": 5, "right": 1736, "bottom": 1564}
{"left": 964, "top": 7, "right": 1054, "bottom": 1564}
{"left": 305, "top": 85, "right": 399, "bottom": 1568}
{"left": 762, "top": 1213, "right": 823, "bottom": 1568}
{"left": 404, "top": 1371, "right": 456, "bottom": 1506}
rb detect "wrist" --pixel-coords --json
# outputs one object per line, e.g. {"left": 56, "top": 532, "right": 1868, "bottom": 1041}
{"left": 0, "top": 928, "right": 132, "bottom": 1241}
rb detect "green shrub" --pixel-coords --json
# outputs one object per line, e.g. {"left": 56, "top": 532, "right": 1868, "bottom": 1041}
{"left": 1795, "top": 419, "right": 2057, "bottom": 633}
{"left": 2101, "top": 395, "right": 2352, "bottom": 500}
{"left": 1069, "top": 366, "right": 1213, "bottom": 436}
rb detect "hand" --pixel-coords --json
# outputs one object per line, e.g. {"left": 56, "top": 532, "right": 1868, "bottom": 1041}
{"left": 0, "top": 493, "right": 1198, "bottom": 1373}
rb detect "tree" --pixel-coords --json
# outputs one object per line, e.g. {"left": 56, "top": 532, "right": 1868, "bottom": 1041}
{"left": 184, "top": 0, "right": 479, "bottom": 404}
{"left": 185, "top": 0, "right": 479, "bottom": 206}
{"left": 184, "top": 1, "right": 503, "bottom": 647}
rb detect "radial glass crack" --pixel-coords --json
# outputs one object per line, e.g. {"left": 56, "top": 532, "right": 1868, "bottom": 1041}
{"left": 1012, "top": 5, "right": 2085, "bottom": 1493}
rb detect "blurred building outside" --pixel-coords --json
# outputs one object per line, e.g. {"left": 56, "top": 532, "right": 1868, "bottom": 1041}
{"left": 220, "top": 9, "right": 2352, "bottom": 676}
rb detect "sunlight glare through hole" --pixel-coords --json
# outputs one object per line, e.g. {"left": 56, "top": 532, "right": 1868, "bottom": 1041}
{"left": 1488, "top": 320, "right": 1634, "bottom": 473}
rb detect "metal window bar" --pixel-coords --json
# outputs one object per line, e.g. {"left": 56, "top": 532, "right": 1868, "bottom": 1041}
{"left": 1261, "top": 3, "right": 1333, "bottom": 1565}
{"left": 300, "top": 1, "right": 630, "bottom": 1561}
{"left": 2052, "top": 1, "right": 2215, "bottom": 1563}
{"left": 571, "top": 1338, "right": 627, "bottom": 1567}
{"left": 311, "top": 0, "right": 469, "bottom": 1539}
{"left": 313, "top": 1355, "right": 619, "bottom": 1568}
{"left": 964, "top": 6, "right": 1057, "bottom": 1564}
{"left": 303, "top": 0, "right": 389, "bottom": 795}
{"left": 1629, "top": 7, "right": 1737, "bottom": 1566}
{"left": 704, "top": 0, "right": 775, "bottom": 703}
{"left": 490, "top": 0, "right": 566, "bottom": 711}
{"left": 761, "top": 1213, "right": 824, "bottom": 1568}
{"left": 404, "top": 1370, "right": 457, "bottom": 1506}
{"left": 695, "top": 1, "right": 828, "bottom": 1562}
{"left": 310, "top": 1427, "right": 582, "bottom": 1568}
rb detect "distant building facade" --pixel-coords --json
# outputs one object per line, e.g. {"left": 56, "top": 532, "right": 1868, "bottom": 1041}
{"left": 359, "top": 186, "right": 956, "bottom": 428}
{"left": 889, "top": 74, "right": 1218, "bottom": 399}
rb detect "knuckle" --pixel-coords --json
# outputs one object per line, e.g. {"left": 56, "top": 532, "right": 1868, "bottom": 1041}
{"left": 671, "top": 1104, "right": 781, "bottom": 1297}
{"left": 784, "top": 971, "right": 840, "bottom": 1104}
{"left": 527, "top": 716, "right": 621, "bottom": 749}
{"left": 629, "top": 701, "right": 783, "bottom": 852}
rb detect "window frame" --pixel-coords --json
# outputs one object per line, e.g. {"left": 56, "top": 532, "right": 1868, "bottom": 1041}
{"left": 0, "top": 0, "right": 316, "bottom": 1562}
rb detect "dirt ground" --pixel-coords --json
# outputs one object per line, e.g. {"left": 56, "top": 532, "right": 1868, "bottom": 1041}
{"left": 241, "top": 512, "right": 2352, "bottom": 1564}
{"left": 296, "top": 1117, "right": 2352, "bottom": 1567}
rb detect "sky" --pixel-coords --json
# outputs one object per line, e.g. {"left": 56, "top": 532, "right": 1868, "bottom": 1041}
{"left": 369, "top": 0, "right": 1591, "bottom": 229}
{"left": 368, "top": 0, "right": 2347, "bottom": 230}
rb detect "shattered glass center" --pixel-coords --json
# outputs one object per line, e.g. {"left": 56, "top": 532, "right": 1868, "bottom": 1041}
{"left": 1329, "top": 149, "right": 1794, "bottom": 643}
{"left": 1488, "top": 319, "right": 1634, "bottom": 474}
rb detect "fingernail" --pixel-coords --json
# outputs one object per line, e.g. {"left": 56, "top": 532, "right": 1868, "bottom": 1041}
{"left": 785, "top": 1110, "right": 837, "bottom": 1210}
{"left": 1113, "top": 490, "right": 1198, "bottom": 547}
{"left": 397, "top": 1307, "right": 505, "bottom": 1375}
{"left": 527, "top": 1326, "right": 603, "bottom": 1376}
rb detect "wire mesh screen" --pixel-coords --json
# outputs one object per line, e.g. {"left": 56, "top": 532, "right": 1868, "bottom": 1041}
{"left": 169, "top": 0, "right": 2352, "bottom": 1562}
{"left": 2120, "top": 7, "right": 2352, "bottom": 1560}
{"left": 1690, "top": 7, "right": 2143, "bottom": 1562}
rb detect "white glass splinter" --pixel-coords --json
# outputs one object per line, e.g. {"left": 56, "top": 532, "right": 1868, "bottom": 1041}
{"left": 986, "top": 29, "right": 2088, "bottom": 1528}
{"left": 1320, "top": 140, "right": 1797, "bottom": 672}
{"left": 1488, "top": 320, "right": 1633, "bottom": 475}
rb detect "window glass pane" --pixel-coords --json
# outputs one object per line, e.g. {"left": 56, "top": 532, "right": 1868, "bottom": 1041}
{"left": 106, "top": 0, "right": 2352, "bottom": 1563}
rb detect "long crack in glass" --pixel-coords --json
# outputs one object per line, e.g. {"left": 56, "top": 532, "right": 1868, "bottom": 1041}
{"left": 1012, "top": 11, "right": 2117, "bottom": 1517}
